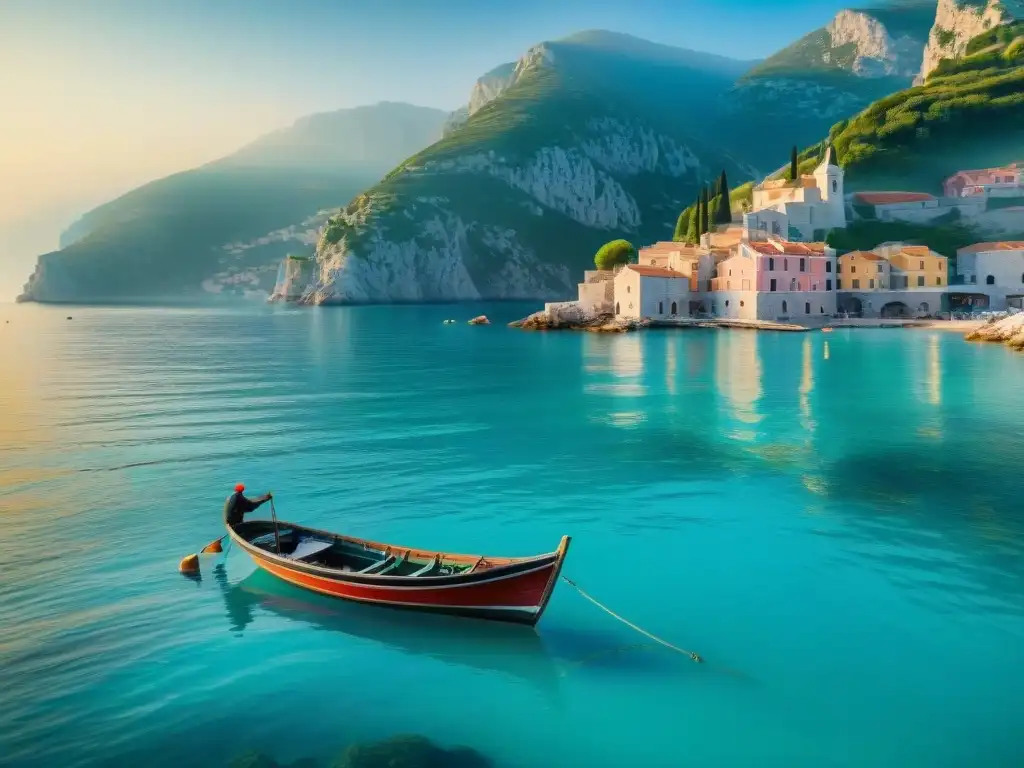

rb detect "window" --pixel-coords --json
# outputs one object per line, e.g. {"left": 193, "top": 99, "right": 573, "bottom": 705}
{"left": 1021, "top": 273, "right": 1024, "bottom": 283}
{"left": 935, "top": 277, "right": 942, "bottom": 286}
{"left": 869, "top": 279, "right": 875, "bottom": 289}
{"left": 919, "top": 260, "right": 925, "bottom": 269}
{"left": 832, "top": 180, "right": 838, "bottom": 193}
{"left": 851, "top": 265, "right": 856, "bottom": 273}
{"left": 986, "top": 275, "right": 995, "bottom": 285}
{"left": 725, "top": 300, "right": 730, "bottom": 308}
{"left": 917, "top": 275, "right": 925, "bottom": 287}
{"left": 616, "top": 302, "right": 620, "bottom": 314}
{"left": 805, "top": 302, "right": 810, "bottom": 315}
{"left": 820, "top": 306, "right": 825, "bottom": 314}
{"left": 659, "top": 301, "right": 663, "bottom": 314}
{"left": 837, "top": 279, "right": 842, "bottom": 289}
{"left": 729, "top": 269, "right": 733, "bottom": 276}
{"left": 800, "top": 258, "right": 806, "bottom": 272}
{"left": 852, "top": 279, "right": 860, "bottom": 289}
{"left": 740, "top": 300, "right": 745, "bottom": 307}
{"left": 783, "top": 259, "right": 788, "bottom": 270}
{"left": 782, "top": 300, "right": 788, "bottom": 314}
{"left": 770, "top": 278, "right": 777, "bottom": 292}
{"left": 626, "top": 285, "right": 631, "bottom": 293}
{"left": 826, "top": 261, "right": 832, "bottom": 273}
{"left": 768, "top": 257, "right": 775, "bottom": 270}
{"left": 876, "top": 263, "right": 883, "bottom": 273}
{"left": 826, "top": 279, "right": 832, "bottom": 291}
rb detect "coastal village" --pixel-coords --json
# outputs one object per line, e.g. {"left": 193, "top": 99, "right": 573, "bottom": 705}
{"left": 536, "top": 151, "right": 1024, "bottom": 331}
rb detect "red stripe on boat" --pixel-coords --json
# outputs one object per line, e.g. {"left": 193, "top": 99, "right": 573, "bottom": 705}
{"left": 254, "top": 555, "right": 555, "bottom": 610}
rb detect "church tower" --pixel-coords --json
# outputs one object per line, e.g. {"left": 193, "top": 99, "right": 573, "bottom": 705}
{"left": 812, "top": 144, "right": 846, "bottom": 231}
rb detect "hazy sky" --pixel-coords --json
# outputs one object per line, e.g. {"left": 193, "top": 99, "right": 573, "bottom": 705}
{"left": 0, "top": 0, "right": 851, "bottom": 299}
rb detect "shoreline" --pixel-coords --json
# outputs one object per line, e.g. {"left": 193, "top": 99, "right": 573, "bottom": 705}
{"left": 509, "top": 310, "right": 989, "bottom": 335}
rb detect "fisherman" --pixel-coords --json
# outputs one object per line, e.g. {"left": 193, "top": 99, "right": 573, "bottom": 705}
{"left": 224, "top": 484, "right": 272, "bottom": 527}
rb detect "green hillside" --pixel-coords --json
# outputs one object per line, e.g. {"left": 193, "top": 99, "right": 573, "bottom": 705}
{"left": 20, "top": 103, "right": 448, "bottom": 303}
{"left": 307, "top": 33, "right": 762, "bottom": 302}
{"left": 788, "top": 21, "right": 1024, "bottom": 193}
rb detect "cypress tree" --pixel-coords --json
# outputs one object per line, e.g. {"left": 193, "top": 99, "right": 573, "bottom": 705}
{"left": 699, "top": 186, "right": 710, "bottom": 235}
{"left": 685, "top": 193, "right": 700, "bottom": 244}
{"left": 673, "top": 208, "right": 691, "bottom": 242}
{"left": 716, "top": 170, "right": 732, "bottom": 224}
{"left": 789, "top": 145, "right": 799, "bottom": 181}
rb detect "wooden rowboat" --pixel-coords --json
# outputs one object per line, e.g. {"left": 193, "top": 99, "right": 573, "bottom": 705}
{"left": 228, "top": 519, "right": 571, "bottom": 625}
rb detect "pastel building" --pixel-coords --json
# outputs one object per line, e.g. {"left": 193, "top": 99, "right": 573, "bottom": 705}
{"left": 614, "top": 264, "right": 690, "bottom": 320}
{"left": 944, "top": 164, "right": 1022, "bottom": 198}
{"left": 849, "top": 191, "right": 985, "bottom": 224}
{"left": 745, "top": 149, "right": 846, "bottom": 242}
{"left": 710, "top": 239, "right": 837, "bottom": 321}
{"left": 837, "top": 250, "right": 891, "bottom": 291}
{"left": 875, "top": 244, "right": 947, "bottom": 289}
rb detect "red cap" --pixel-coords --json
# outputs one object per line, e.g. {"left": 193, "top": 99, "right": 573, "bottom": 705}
{"left": 234, "top": 483, "right": 245, "bottom": 492}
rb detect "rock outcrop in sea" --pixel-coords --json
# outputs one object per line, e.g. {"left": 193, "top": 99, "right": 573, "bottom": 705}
{"left": 965, "top": 311, "right": 1024, "bottom": 349}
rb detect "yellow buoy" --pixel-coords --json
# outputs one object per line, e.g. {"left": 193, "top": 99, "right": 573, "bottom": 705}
{"left": 179, "top": 554, "right": 200, "bottom": 574}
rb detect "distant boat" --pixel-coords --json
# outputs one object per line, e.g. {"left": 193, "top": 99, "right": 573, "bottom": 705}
{"left": 228, "top": 518, "right": 571, "bottom": 625}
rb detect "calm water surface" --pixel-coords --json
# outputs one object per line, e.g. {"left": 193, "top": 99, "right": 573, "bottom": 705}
{"left": 1, "top": 303, "right": 1023, "bottom": 767}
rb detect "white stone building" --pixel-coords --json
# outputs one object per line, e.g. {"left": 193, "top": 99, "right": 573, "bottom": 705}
{"left": 745, "top": 150, "right": 846, "bottom": 242}
{"left": 613, "top": 264, "right": 690, "bottom": 320}
{"left": 955, "top": 241, "right": 1024, "bottom": 310}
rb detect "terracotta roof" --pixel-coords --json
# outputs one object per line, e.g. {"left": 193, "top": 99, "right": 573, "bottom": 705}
{"left": 854, "top": 192, "right": 935, "bottom": 205}
{"left": 900, "top": 245, "right": 932, "bottom": 255}
{"left": 746, "top": 241, "right": 827, "bottom": 256}
{"left": 958, "top": 241, "right": 1024, "bottom": 254}
{"left": 626, "top": 265, "right": 687, "bottom": 278}
{"left": 844, "top": 250, "right": 883, "bottom": 261}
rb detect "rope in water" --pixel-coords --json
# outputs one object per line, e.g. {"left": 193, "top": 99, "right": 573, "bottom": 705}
{"left": 561, "top": 576, "right": 703, "bottom": 663}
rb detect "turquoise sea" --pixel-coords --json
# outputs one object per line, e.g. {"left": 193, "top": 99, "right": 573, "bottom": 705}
{"left": 2, "top": 303, "right": 1023, "bottom": 768}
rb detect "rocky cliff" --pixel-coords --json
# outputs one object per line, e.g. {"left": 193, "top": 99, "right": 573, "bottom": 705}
{"left": 300, "top": 33, "right": 756, "bottom": 304}
{"left": 721, "top": 3, "right": 934, "bottom": 169}
{"left": 917, "top": 0, "right": 1020, "bottom": 82}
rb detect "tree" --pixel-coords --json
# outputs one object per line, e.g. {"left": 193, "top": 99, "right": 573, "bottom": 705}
{"left": 715, "top": 170, "right": 732, "bottom": 224}
{"left": 684, "top": 192, "right": 700, "bottom": 244}
{"left": 789, "top": 145, "right": 799, "bottom": 180}
{"left": 673, "top": 208, "right": 691, "bottom": 241}
{"left": 708, "top": 195, "right": 720, "bottom": 228}
{"left": 594, "top": 239, "right": 637, "bottom": 270}
{"left": 700, "top": 186, "right": 710, "bottom": 235}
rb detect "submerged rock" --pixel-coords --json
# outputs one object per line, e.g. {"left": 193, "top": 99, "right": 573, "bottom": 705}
{"left": 468, "top": 315, "right": 490, "bottom": 325}
{"left": 330, "top": 734, "right": 490, "bottom": 768}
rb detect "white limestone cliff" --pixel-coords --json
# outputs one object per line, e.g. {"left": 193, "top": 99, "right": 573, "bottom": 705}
{"left": 467, "top": 63, "right": 517, "bottom": 115}
{"left": 827, "top": 9, "right": 927, "bottom": 78}
{"left": 303, "top": 114, "right": 708, "bottom": 304}
{"left": 917, "top": 0, "right": 1017, "bottom": 82}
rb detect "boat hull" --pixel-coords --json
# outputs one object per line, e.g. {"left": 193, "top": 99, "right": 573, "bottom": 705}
{"left": 228, "top": 522, "right": 570, "bottom": 626}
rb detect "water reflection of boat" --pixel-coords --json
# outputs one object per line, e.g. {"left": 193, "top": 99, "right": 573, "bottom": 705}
{"left": 213, "top": 565, "right": 565, "bottom": 695}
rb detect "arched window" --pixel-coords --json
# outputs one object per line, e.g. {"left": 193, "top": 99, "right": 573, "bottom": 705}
{"left": 671, "top": 301, "right": 677, "bottom": 315}
{"left": 782, "top": 300, "right": 788, "bottom": 314}
{"left": 725, "top": 300, "right": 731, "bottom": 308}
{"left": 805, "top": 302, "right": 811, "bottom": 314}
{"left": 616, "top": 302, "right": 620, "bottom": 314}
{"left": 986, "top": 275, "right": 995, "bottom": 285}
{"left": 627, "top": 285, "right": 631, "bottom": 293}
{"left": 820, "top": 306, "right": 825, "bottom": 314}
{"left": 832, "top": 180, "right": 838, "bottom": 193}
